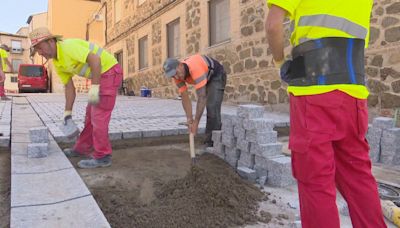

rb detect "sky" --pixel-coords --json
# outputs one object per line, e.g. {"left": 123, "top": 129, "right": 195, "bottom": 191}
{"left": 0, "top": 0, "right": 48, "bottom": 34}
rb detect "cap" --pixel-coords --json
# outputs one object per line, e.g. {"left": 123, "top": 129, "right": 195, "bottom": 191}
{"left": 163, "top": 58, "right": 180, "bottom": 78}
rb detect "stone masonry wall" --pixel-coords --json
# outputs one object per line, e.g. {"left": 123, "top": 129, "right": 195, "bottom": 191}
{"left": 106, "top": 0, "right": 400, "bottom": 114}
{"left": 366, "top": 0, "right": 400, "bottom": 116}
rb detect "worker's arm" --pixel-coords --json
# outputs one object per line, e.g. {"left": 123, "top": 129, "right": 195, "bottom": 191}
{"left": 86, "top": 53, "right": 101, "bottom": 104}
{"left": 181, "top": 90, "right": 193, "bottom": 124}
{"left": 192, "top": 86, "right": 207, "bottom": 135}
{"left": 265, "top": 5, "right": 287, "bottom": 64}
{"left": 64, "top": 79, "right": 76, "bottom": 113}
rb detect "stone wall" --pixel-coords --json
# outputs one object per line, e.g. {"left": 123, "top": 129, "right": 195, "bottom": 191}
{"left": 366, "top": 0, "right": 400, "bottom": 116}
{"left": 105, "top": 0, "right": 400, "bottom": 114}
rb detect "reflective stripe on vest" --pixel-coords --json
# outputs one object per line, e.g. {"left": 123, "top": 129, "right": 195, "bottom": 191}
{"left": 78, "top": 43, "right": 104, "bottom": 77}
{"left": 298, "top": 14, "right": 368, "bottom": 44}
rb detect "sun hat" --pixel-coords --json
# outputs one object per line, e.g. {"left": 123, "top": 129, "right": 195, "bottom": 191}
{"left": 29, "top": 27, "right": 62, "bottom": 47}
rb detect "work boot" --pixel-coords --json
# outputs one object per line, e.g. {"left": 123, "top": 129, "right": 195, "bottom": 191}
{"left": 63, "top": 148, "right": 86, "bottom": 158}
{"left": 77, "top": 155, "right": 112, "bottom": 169}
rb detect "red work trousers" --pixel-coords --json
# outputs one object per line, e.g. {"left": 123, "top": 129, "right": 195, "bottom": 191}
{"left": 73, "top": 64, "right": 122, "bottom": 159}
{"left": 289, "top": 90, "right": 386, "bottom": 228}
{"left": 0, "top": 85, "right": 5, "bottom": 97}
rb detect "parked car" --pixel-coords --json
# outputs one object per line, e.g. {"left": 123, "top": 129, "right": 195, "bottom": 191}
{"left": 18, "top": 64, "right": 49, "bottom": 93}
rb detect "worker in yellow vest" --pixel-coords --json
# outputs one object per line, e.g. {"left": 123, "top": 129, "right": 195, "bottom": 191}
{"left": 29, "top": 27, "right": 122, "bottom": 169}
{"left": 265, "top": 1, "right": 386, "bottom": 227}
{"left": 0, "top": 44, "right": 13, "bottom": 100}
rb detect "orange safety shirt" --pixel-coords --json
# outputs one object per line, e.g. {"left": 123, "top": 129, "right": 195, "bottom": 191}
{"left": 174, "top": 54, "right": 212, "bottom": 93}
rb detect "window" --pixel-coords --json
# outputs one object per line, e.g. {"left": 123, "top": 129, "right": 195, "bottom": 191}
{"left": 114, "top": 0, "right": 122, "bottom": 23}
{"left": 12, "top": 59, "right": 22, "bottom": 72}
{"left": 209, "top": 0, "right": 230, "bottom": 46}
{"left": 139, "top": 36, "right": 148, "bottom": 70}
{"left": 167, "top": 19, "right": 180, "bottom": 58}
{"left": 10, "top": 76, "right": 17, "bottom": 83}
{"left": 11, "top": 40, "right": 22, "bottom": 53}
{"left": 115, "top": 51, "right": 123, "bottom": 70}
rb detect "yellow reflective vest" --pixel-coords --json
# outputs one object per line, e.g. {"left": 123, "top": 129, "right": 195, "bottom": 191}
{"left": 267, "top": 0, "right": 373, "bottom": 99}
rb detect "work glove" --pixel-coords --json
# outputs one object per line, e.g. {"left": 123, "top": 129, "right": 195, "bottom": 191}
{"left": 63, "top": 110, "right": 72, "bottom": 126}
{"left": 88, "top": 84, "right": 100, "bottom": 104}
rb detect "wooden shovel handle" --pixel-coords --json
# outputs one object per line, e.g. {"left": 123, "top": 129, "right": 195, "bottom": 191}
{"left": 189, "top": 133, "right": 195, "bottom": 159}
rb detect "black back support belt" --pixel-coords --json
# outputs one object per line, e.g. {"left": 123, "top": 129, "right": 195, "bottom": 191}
{"left": 286, "top": 37, "right": 365, "bottom": 86}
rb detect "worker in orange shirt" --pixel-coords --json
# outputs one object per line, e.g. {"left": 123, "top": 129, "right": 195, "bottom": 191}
{"left": 0, "top": 44, "right": 14, "bottom": 100}
{"left": 29, "top": 27, "right": 122, "bottom": 169}
{"left": 163, "top": 55, "right": 226, "bottom": 147}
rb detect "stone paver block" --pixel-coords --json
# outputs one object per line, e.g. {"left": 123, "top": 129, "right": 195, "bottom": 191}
{"left": 0, "top": 136, "right": 9, "bottom": 147}
{"left": 142, "top": 130, "right": 162, "bottom": 138}
{"left": 11, "top": 196, "right": 110, "bottom": 228}
{"left": 161, "top": 129, "right": 180, "bottom": 136}
{"left": 250, "top": 142, "right": 283, "bottom": 158}
{"left": 381, "top": 128, "right": 400, "bottom": 165}
{"left": 222, "top": 134, "right": 236, "bottom": 147}
{"left": 372, "top": 117, "right": 395, "bottom": 129}
{"left": 221, "top": 124, "right": 234, "bottom": 136}
{"left": 213, "top": 142, "right": 225, "bottom": 154}
{"left": 225, "top": 153, "right": 238, "bottom": 168}
{"left": 29, "top": 127, "right": 49, "bottom": 143}
{"left": 27, "top": 143, "right": 49, "bottom": 158}
{"left": 238, "top": 151, "right": 255, "bottom": 169}
{"left": 11, "top": 168, "right": 91, "bottom": 207}
{"left": 237, "top": 138, "right": 251, "bottom": 153}
{"left": 366, "top": 127, "right": 382, "bottom": 163}
{"left": 122, "top": 130, "right": 142, "bottom": 139}
{"left": 245, "top": 130, "right": 277, "bottom": 144}
{"left": 237, "top": 104, "right": 264, "bottom": 119}
{"left": 266, "top": 156, "right": 296, "bottom": 187}
{"left": 237, "top": 166, "right": 257, "bottom": 182}
{"left": 254, "top": 155, "right": 269, "bottom": 177}
{"left": 233, "top": 126, "right": 245, "bottom": 139}
{"left": 109, "top": 131, "right": 122, "bottom": 140}
{"left": 211, "top": 130, "right": 222, "bottom": 143}
{"left": 243, "top": 118, "right": 274, "bottom": 131}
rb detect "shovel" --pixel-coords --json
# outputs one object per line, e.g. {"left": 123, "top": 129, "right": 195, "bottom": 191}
{"left": 189, "top": 133, "right": 196, "bottom": 165}
{"left": 180, "top": 122, "right": 196, "bottom": 164}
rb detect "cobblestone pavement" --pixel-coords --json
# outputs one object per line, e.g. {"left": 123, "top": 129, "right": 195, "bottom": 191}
{"left": 25, "top": 94, "right": 289, "bottom": 142}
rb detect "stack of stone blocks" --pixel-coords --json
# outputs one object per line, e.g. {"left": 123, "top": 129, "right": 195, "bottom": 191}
{"left": 367, "top": 117, "right": 400, "bottom": 165}
{"left": 28, "top": 127, "right": 49, "bottom": 158}
{"left": 207, "top": 104, "right": 295, "bottom": 187}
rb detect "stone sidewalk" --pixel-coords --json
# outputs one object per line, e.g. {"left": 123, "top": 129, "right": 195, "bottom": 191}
{"left": 26, "top": 94, "right": 289, "bottom": 143}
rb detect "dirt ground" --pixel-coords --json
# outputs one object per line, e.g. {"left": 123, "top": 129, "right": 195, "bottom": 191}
{"left": 61, "top": 136, "right": 295, "bottom": 228}
{"left": 0, "top": 148, "right": 10, "bottom": 228}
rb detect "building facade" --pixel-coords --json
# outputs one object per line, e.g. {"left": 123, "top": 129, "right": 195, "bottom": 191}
{"left": 28, "top": 0, "right": 104, "bottom": 93}
{"left": 0, "top": 32, "right": 31, "bottom": 93}
{"left": 100, "top": 0, "right": 400, "bottom": 115}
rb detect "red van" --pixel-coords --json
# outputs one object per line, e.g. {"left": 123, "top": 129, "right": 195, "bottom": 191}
{"left": 18, "top": 64, "right": 49, "bottom": 93}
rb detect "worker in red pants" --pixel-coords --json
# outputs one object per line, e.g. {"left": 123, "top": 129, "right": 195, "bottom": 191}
{"left": 29, "top": 27, "right": 122, "bottom": 169}
{"left": 265, "top": 0, "right": 386, "bottom": 227}
{"left": 0, "top": 44, "right": 13, "bottom": 100}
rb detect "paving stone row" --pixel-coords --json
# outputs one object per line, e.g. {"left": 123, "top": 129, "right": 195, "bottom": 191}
{"left": 26, "top": 94, "right": 289, "bottom": 143}
{"left": 367, "top": 117, "right": 400, "bottom": 166}
{"left": 207, "top": 104, "right": 295, "bottom": 187}
{"left": 10, "top": 96, "right": 110, "bottom": 227}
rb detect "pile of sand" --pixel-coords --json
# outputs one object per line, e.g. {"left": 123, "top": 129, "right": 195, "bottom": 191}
{"left": 95, "top": 154, "right": 266, "bottom": 228}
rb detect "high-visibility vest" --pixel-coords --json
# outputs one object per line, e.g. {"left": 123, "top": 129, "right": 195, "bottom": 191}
{"left": 174, "top": 54, "right": 215, "bottom": 93}
{"left": 267, "top": 0, "right": 373, "bottom": 99}
{"left": 275, "top": 0, "right": 373, "bottom": 47}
